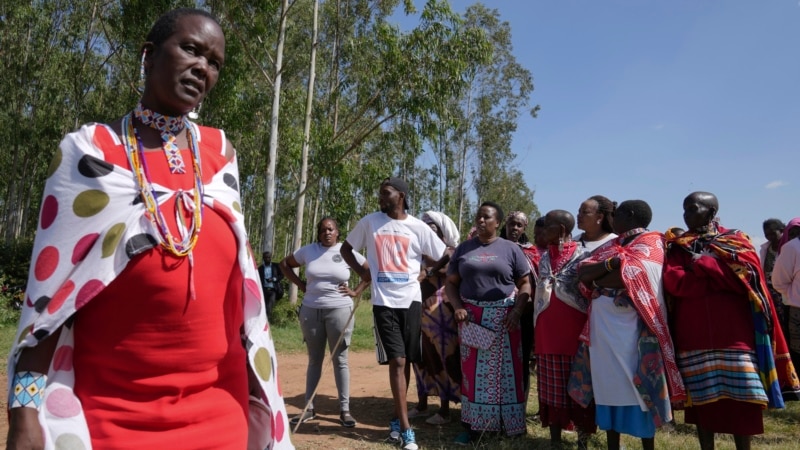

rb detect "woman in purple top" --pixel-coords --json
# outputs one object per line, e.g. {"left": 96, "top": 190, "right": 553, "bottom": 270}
{"left": 445, "top": 201, "right": 532, "bottom": 444}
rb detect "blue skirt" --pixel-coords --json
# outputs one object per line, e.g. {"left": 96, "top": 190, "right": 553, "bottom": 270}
{"left": 596, "top": 405, "right": 655, "bottom": 438}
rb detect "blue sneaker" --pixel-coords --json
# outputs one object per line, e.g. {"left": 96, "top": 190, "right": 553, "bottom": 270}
{"left": 387, "top": 418, "right": 401, "bottom": 444}
{"left": 401, "top": 428, "right": 418, "bottom": 450}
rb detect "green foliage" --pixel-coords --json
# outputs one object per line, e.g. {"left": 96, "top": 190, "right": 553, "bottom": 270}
{"left": 0, "top": 276, "right": 23, "bottom": 326}
{"left": 0, "top": 0, "right": 540, "bottom": 258}
{"left": 270, "top": 291, "right": 300, "bottom": 328}
{"left": 0, "top": 240, "right": 33, "bottom": 325}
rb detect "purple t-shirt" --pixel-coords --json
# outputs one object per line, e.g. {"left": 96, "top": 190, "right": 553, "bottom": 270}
{"left": 448, "top": 237, "right": 530, "bottom": 302}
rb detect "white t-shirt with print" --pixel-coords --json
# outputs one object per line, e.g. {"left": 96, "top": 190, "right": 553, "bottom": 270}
{"left": 345, "top": 212, "right": 447, "bottom": 308}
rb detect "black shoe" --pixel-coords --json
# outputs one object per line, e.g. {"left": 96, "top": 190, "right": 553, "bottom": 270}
{"left": 340, "top": 411, "right": 357, "bottom": 428}
{"left": 290, "top": 409, "right": 316, "bottom": 425}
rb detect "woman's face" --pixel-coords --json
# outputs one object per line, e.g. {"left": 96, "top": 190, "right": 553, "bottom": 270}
{"left": 612, "top": 207, "right": 633, "bottom": 235}
{"left": 505, "top": 216, "right": 527, "bottom": 243}
{"left": 543, "top": 214, "right": 564, "bottom": 245}
{"left": 143, "top": 15, "right": 225, "bottom": 116}
{"left": 475, "top": 206, "right": 500, "bottom": 238}
{"left": 425, "top": 221, "right": 444, "bottom": 241}
{"left": 317, "top": 219, "right": 339, "bottom": 247}
{"left": 577, "top": 199, "right": 602, "bottom": 233}
{"left": 533, "top": 224, "right": 547, "bottom": 248}
{"left": 764, "top": 226, "right": 783, "bottom": 245}
{"left": 682, "top": 195, "right": 713, "bottom": 232}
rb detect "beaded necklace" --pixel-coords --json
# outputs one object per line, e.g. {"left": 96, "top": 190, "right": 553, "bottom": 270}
{"left": 618, "top": 227, "right": 647, "bottom": 246}
{"left": 618, "top": 227, "right": 647, "bottom": 239}
{"left": 122, "top": 112, "right": 204, "bottom": 259}
{"left": 134, "top": 103, "right": 187, "bottom": 174}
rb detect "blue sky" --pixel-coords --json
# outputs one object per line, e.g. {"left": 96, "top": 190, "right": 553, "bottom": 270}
{"left": 394, "top": 1, "right": 799, "bottom": 244}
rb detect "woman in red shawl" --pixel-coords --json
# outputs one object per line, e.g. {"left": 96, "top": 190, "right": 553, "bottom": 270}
{"left": 576, "top": 200, "right": 684, "bottom": 450}
{"left": 663, "top": 191, "right": 799, "bottom": 450}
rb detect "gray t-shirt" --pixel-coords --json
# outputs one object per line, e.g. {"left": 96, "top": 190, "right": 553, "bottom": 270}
{"left": 448, "top": 237, "right": 530, "bottom": 302}
{"left": 294, "top": 242, "right": 365, "bottom": 309}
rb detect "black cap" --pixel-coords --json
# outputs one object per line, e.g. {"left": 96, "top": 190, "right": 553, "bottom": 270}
{"left": 382, "top": 177, "right": 410, "bottom": 211}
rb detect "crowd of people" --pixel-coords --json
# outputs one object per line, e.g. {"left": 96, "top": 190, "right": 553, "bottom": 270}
{"left": 7, "top": 7, "right": 800, "bottom": 450}
{"left": 276, "top": 178, "right": 800, "bottom": 450}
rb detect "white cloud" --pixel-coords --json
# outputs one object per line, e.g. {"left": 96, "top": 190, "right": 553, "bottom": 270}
{"left": 765, "top": 180, "right": 788, "bottom": 189}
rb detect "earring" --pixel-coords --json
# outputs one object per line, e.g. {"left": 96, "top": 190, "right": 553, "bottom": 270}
{"left": 188, "top": 102, "right": 201, "bottom": 120}
{"left": 596, "top": 220, "right": 601, "bottom": 225}
{"left": 558, "top": 236, "right": 564, "bottom": 252}
{"left": 138, "top": 50, "right": 147, "bottom": 93}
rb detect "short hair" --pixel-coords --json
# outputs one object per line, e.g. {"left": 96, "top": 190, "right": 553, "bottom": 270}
{"left": 763, "top": 218, "right": 785, "bottom": 232}
{"left": 146, "top": 8, "right": 219, "bottom": 48}
{"left": 616, "top": 200, "right": 652, "bottom": 229}
{"left": 547, "top": 209, "right": 575, "bottom": 234}
{"left": 686, "top": 191, "right": 719, "bottom": 212}
{"left": 534, "top": 217, "right": 546, "bottom": 228}
{"left": 479, "top": 201, "right": 504, "bottom": 222}
{"left": 588, "top": 195, "right": 616, "bottom": 233}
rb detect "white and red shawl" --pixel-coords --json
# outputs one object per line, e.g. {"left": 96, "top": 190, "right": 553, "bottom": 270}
{"left": 579, "top": 231, "right": 686, "bottom": 402}
{"left": 7, "top": 123, "right": 294, "bottom": 450}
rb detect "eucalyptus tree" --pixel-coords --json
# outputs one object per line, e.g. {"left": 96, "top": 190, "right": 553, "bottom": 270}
{"left": 0, "top": 0, "right": 133, "bottom": 243}
{"left": 436, "top": 3, "right": 540, "bottom": 230}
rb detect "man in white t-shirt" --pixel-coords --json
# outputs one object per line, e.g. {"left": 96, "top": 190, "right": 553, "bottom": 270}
{"left": 341, "top": 177, "right": 447, "bottom": 450}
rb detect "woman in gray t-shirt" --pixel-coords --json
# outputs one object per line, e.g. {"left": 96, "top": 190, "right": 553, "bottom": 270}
{"left": 280, "top": 218, "right": 369, "bottom": 428}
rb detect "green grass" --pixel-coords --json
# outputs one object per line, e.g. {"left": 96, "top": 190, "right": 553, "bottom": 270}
{"left": 0, "top": 325, "right": 16, "bottom": 375}
{"left": 271, "top": 298, "right": 800, "bottom": 449}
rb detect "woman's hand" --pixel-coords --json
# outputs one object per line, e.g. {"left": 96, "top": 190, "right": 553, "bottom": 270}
{"left": 7, "top": 408, "right": 44, "bottom": 450}
{"left": 503, "top": 308, "right": 523, "bottom": 331}
{"left": 423, "top": 295, "right": 439, "bottom": 311}
{"left": 453, "top": 308, "right": 468, "bottom": 323}
{"left": 338, "top": 282, "right": 356, "bottom": 298}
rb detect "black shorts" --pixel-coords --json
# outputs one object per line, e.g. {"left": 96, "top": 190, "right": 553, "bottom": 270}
{"left": 372, "top": 302, "right": 422, "bottom": 365}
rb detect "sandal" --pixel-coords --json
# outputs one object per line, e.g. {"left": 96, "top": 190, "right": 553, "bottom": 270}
{"left": 425, "top": 412, "right": 450, "bottom": 425}
{"left": 289, "top": 409, "right": 316, "bottom": 425}
{"left": 407, "top": 406, "right": 428, "bottom": 419}
{"left": 340, "top": 411, "right": 357, "bottom": 428}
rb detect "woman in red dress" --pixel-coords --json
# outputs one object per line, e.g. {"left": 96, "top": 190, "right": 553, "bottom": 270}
{"left": 7, "top": 9, "right": 293, "bottom": 450}
{"left": 664, "top": 191, "right": 798, "bottom": 450}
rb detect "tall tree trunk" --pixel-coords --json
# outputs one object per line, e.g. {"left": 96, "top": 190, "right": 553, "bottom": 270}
{"left": 287, "top": 0, "right": 319, "bottom": 305}
{"left": 262, "top": 0, "right": 290, "bottom": 254}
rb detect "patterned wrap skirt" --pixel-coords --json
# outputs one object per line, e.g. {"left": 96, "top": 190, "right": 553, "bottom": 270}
{"left": 413, "top": 286, "right": 462, "bottom": 403}
{"left": 459, "top": 296, "right": 526, "bottom": 436}
{"left": 678, "top": 348, "right": 767, "bottom": 435}
{"left": 537, "top": 354, "right": 597, "bottom": 432}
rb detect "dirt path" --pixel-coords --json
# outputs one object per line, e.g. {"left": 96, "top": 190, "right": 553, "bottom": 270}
{"left": 280, "top": 350, "right": 411, "bottom": 449}
{"left": 0, "top": 351, "right": 416, "bottom": 449}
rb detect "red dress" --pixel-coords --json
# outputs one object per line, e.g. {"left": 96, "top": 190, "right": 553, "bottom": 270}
{"left": 664, "top": 244, "right": 761, "bottom": 434}
{"left": 71, "top": 126, "right": 248, "bottom": 449}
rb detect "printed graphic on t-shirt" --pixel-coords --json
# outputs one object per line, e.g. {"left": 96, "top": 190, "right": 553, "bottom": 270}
{"left": 468, "top": 252, "right": 498, "bottom": 263}
{"left": 375, "top": 234, "right": 410, "bottom": 283}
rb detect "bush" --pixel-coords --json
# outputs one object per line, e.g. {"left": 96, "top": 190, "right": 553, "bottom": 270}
{"left": 270, "top": 290, "right": 300, "bottom": 327}
{"left": 0, "top": 274, "right": 23, "bottom": 325}
{"left": 0, "top": 240, "right": 31, "bottom": 326}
